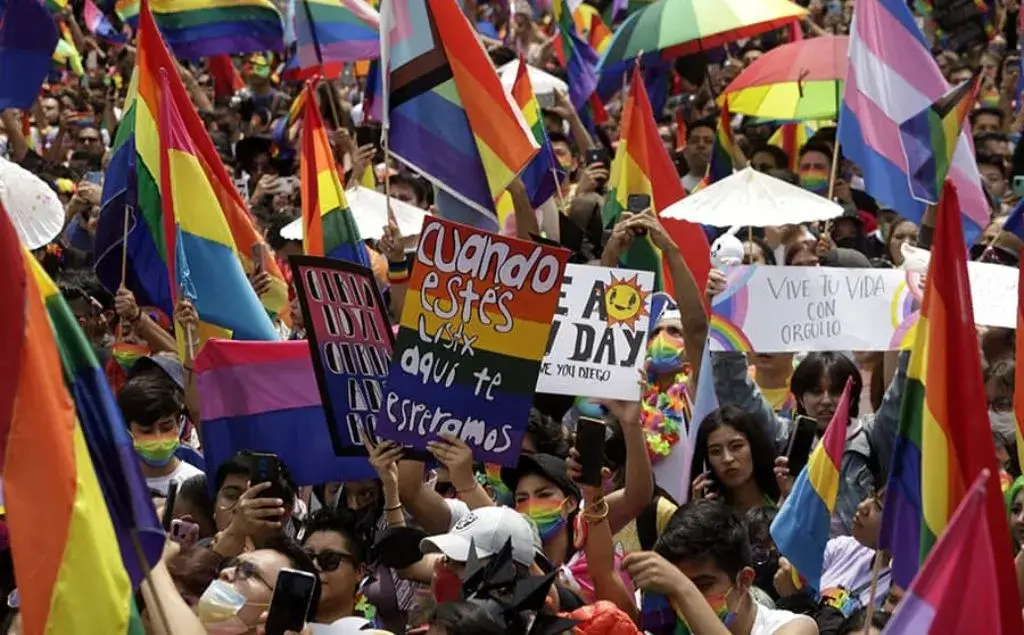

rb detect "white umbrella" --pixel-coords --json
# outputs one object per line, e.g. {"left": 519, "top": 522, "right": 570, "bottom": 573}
{"left": 0, "top": 158, "right": 65, "bottom": 250}
{"left": 281, "top": 186, "right": 429, "bottom": 242}
{"left": 498, "top": 60, "right": 568, "bottom": 100}
{"left": 661, "top": 166, "right": 844, "bottom": 227}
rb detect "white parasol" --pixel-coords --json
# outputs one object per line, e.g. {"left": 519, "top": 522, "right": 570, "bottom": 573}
{"left": 661, "top": 166, "right": 844, "bottom": 227}
{"left": 281, "top": 186, "right": 429, "bottom": 242}
{"left": 498, "top": 60, "right": 569, "bottom": 99}
{"left": 0, "top": 157, "right": 65, "bottom": 250}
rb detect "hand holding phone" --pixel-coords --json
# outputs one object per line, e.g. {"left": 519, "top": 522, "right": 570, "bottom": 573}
{"left": 161, "top": 481, "right": 178, "bottom": 531}
{"left": 263, "top": 568, "right": 317, "bottom": 635}
{"left": 249, "top": 452, "right": 286, "bottom": 501}
{"left": 786, "top": 415, "right": 818, "bottom": 478}
{"left": 573, "top": 417, "right": 607, "bottom": 487}
{"left": 585, "top": 147, "right": 610, "bottom": 166}
{"left": 169, "top": 518, "right": 200, "bottom": 547}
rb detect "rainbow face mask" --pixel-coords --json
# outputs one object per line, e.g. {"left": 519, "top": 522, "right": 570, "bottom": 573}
{"left": 646, "top": 331, "right": 686, "bottom": 376}
{"left": 133, "top": 435, "right": 179, "bottom": 467}
{"left": 517, "top": 497, "right": 566, "bottom": 541}
{"left": 798, "top": 168, "right": 830, "bottom": 195}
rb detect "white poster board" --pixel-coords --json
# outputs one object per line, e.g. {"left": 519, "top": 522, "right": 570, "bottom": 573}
{"left": 538, "top": 264, "right": 654, "bottom": 400}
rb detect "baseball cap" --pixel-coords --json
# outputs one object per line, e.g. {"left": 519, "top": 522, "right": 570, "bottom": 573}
{"left": 130, "top": 352, "right": 186, "bottom": 390}
{"left": 420, "top": 506, "right": 535, "bottom": 566}
{"left": 500, "top": 453, "right": 580, "bottom": 500}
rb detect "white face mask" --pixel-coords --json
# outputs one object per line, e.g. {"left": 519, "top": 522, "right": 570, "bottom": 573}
{"left": 990, "top": 410, "right": 1016, "bottom": 435}
{"left": 196, "top": 579, "right": 251, "bottom": 635}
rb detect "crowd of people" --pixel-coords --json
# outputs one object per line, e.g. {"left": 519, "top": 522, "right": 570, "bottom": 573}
{"left": 1, "top": 0, "right": 1023, "bottom": 633}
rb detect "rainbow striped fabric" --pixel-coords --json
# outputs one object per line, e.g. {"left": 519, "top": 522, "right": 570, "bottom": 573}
{"left": 0, "top": 206, "right": 152, "bottom": 635}
{"left": 704, "top": 98, "right": 736, "bottom": 186}
{"left": 571, "top": 2, "right": 612, "bottom": 55}
{"left": 294, "top": 0, "right": 380, "bottom": 80}
{"left": 44, "top": 0, "right": 68, "bottom": 11}
{"left": 149, "top": 0, "right": 284, "bottom": 58}
{"left": 380, "top": 216, "right": 569, "bottom": 465}
{"left": 380, "top": 0, "right": 538, "bottom": 219}
{"left": 510, "top": 58, "right": 560, "bottom": 209}
{"left": 115, "top": 0, "right": 139, "bottom": 24}
{"left": 879, "top": 182, "right": 1020, "bottom": 628}
{"left": 885, "top": 472, "right": 1012, "bottom": 634}
{"left": 770, "top": 378, "right": 853, "bottom": 591}
{"left": 551, "top": 0, "right": 598, "bottom": 114}
{"left": 768, "top": 122, "right": 818, "bottom": 171}
{"left": 601, "top": 65, "right": 709, "bottom": 295}
{"left": 898, "top": 72, "right": 981, "bottom": 205}
{"left": 84, "top": 0, "right": 127, "bottom": 43}
{"left": 96, "top": 1, "right": 290, "bottom": 331}
{"left": 300, "top": 81, "right": 370, "bottom": 266}
{"left": 158, "top": 69, "right": 279, "bottom": 350}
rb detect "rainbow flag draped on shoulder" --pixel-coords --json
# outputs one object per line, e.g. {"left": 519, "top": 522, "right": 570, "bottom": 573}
{"left": 0, "top": 206, "right": 147, "bottom": 635}
{"left": 601, "top": 65, "right": 710, "bottom": 295}
{"left": 300, "top": 81, "right": 371, "bottom": 266}
{"left": 294, "top": 0, "right": 380, "bottom": 79}
{"left": 379, "top": 0, "right": 538, "bottom": 220}
{"left": 509, "top": 59, "right": 560, "bottom": 209}
{"left": 95, "top": 0, "right": 286, "bottom": 339}
{"left": 770, "top": 378, "right": 853, "bottom": 591}
{"left": 879, "top": 181, "right": 1020, "bottom": 629}
{"left": 149, "top": 0, "right": 284, "bottom": 58}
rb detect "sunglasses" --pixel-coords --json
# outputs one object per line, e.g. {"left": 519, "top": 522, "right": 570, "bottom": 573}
{"left": 306, "top": 549, "right": 355, "bottom": 573}
{"left": 221, "top": 557, "right": 273, "bottom": 591}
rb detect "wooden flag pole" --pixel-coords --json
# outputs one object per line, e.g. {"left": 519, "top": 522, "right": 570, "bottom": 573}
{"left": 131, "top": 531, "right": 171, "bottom": 634}
{"left": 861, "top": 548, "right": 886, "bottom": 629}
{"left": 120, "top": 204, "right": 132, "bottom": 289}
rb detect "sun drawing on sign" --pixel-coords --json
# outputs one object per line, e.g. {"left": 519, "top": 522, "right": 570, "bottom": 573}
{"left": 604, "top": 274, "right": 650, "bottom": 330}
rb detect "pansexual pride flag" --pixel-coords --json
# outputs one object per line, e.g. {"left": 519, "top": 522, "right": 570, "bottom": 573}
{"left": 380, "top": 217, "right": 568, "bottom": 466}
{"left": 885, "top": 471, "right": 1019, "bottom": 635}
{"left": 300, "top": 81, "right": 370, "bottom": 267}
{"left": 510, "top": 58, "right": 560, "bottom": 209}
{"left": 770, "top": 378, "right": 853, "bottom": 591}
{"left": 879, "top": 181, "right": 1019, "bottom": 630}
{"left": 150, "top": 0, "right": 284, "bottom": 59}
{"left": 380, "top": 0, "right": 538, "bottom": 219}
{"left": 195, "top": 339, "right": 376, "bottom": 486}
{"left": 602, "top": 65, "right": 709, "bottom": 295}
{"left": 898, "top": 72, "right": 981, "bottom": 205}
{"left": 96, "top": 1, "right": 289, "bottom": 327}
{"left": 294, "top": 0, "right": 379, "bottom": 79}
{"left": 0, "top": 206, "right": 147, "bottom": 635}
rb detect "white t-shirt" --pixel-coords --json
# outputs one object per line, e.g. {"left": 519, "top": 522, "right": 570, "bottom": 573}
{"left": 146, "top": 460, "right": 203, "bottom": 496}
{"left": 750, "top": 603, "right": 813, "bottom": 635}
{"left": 445, "top": 497, "right": 472, "bottom": 530}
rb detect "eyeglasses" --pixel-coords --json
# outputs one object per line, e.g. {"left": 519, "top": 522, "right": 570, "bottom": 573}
{"left": 306, "top": 549, "right": 355, "bottom": 573}
{"left": 221, "top": 557, "right": 273, "bottom": 591}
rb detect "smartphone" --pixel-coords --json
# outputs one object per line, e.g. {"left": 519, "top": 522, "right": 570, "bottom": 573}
{"left": 702, "top": 459, "right": 720, "bottom": 496}
{"left": 826, "top": 0, "right": 841, "bottom": 17}
{"left": 84, "top": 170, "right": 104, "bottom": 185}
{"left": 574, "top": 416, "right": 607, "bottom": 487}
{"left": 627, "top": 193, "right": 651, "bottom": 213}
{"left": 249, "top": 452, "right": 285, "bottom": 500}
{"left": 585, "top": 147, "right": 610, "bottom": 166}
{"left": 251, "top": 243, "right": 265, "bottom": 275}
{"left": 162, "top": 481, "right": 178, "bottom": 531}
{"left": 263, "top": 568, "right": 318, "bottom": 635}
{"left": 1013, "top": 175, "right": 1024, "bottom": 196}
{"left": 786, "top": 415, "right": 819, "bottom": 478}
{"left": 169, "top": 518, "right": 200, "bottom": 547}
{"left": 355, "top": 124, "right": 382, "bottom": 149}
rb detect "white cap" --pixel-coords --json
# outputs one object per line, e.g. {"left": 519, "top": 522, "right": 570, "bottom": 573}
{"left": 420, "top": 506, "right": 535, "bottom": 566}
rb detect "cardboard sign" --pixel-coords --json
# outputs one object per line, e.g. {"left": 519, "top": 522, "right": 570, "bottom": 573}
{"left": 538, "top": 264, "right": 654, "bottom": 400}
{"left": 710, "top": 266, "right": 920, "bottom": 352}
{"left": 291, "top": 256, "right": 394, "bottom": 456}
{"left": 380, "top": 217, "right": 569, "bottom": 466}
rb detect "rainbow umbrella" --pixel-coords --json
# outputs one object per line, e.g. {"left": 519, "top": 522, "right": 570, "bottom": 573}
{"left": 599, "top": 0, "right": 807, "bottom": 66}
{"left": 719, "top": 35, "right": 848, "bottom": 120}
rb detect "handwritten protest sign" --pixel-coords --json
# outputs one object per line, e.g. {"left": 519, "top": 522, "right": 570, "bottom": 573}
{"left": 291, "top": 256, "right": 394, "bottom": 456}
{"left": 380, "top": 217, "right": 569, "bottom": 466}
{"left": 710, "top": 266, "right": 922, "bottom": 353}
{"left": 538, "top": 264, "right": 653, "bottom": 400}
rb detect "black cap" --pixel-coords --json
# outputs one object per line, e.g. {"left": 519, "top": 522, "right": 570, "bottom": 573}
{"left": 501, "top": 453, "right": 580, "bottom": 500}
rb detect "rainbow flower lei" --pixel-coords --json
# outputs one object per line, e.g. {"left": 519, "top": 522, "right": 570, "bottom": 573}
{"left": 641, "top": 372, "right": 692, "bottom": 462}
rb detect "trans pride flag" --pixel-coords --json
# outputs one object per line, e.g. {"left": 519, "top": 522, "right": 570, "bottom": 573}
{"left": 838, "top": 0, "right": 986, "bottom": 243}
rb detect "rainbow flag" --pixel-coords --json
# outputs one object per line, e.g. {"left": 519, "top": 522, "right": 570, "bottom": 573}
{"left": 149, "top": 0, "right": 284, "bottom": 59}
{"left": 572, "top": 2, "right": 612, "bottom": 55}
{"left": 0, "top": 206, "right": 148, "bottom": 635}
{"left": 300, "top": 81, "right": 370, "bottom": 266}
{"left": 551, "top": 0, "right": 598, "bottom": 116}
{"left": 294, "top": 0, "right": 379, "bottom": 80}
{"left": 879, "top": 181, "right": 1020, "bottom": 629}
{"left": 195, "top": 339, "right": 376, "bottom": 486}
{"left": 770, "top": 378, "right": 853, "bottom": 591}
{"left": 0, "top": 0, "right": 59, "bottom": 110}
{"left": 380, "top": 0, "right": 538, "bottom": 219}
{"left": 53, "top": 24, "right": 84, "bottom": 76}
{"left": 44, "top": 0, "right": 67, "bottom": 11}
{"left": 510, "top": 57, "right": 560, "bottom": 209}
{"left": 898, "top": 72, "right": 981, "bottom": 205}
{"left": 885, "top": 471, "right": 1019, "bottom": 635}
{"left": 115, "top": 0, "right": 139, "bottom": 24}
{"left": 601, "top": 65, "right": 710, "bottom": 295}
{"left": 96, "top": 1, "right": 289, "bottom": 330}
{"left": 769, "top": 122, "right": 818, "bottom": 171}
{"left": 84, "top": 0, "right": 127, "bottom": 43}
{"left": 704, "top": 98, "right": 736, "bottom": 186}
{"left": 158, "top": 70, "right": 278, "bottom": 350}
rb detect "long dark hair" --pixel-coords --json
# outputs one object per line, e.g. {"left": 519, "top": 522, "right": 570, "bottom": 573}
{"left": 690, "top": 406, "right": 780, "bottom": 503}
{"left": 790, "top": 352, "right": 863, "bottom": 420}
